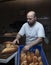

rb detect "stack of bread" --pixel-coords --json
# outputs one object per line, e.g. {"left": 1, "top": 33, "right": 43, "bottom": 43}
{"left": 1, "top": 41, "right": 19, "bottom": 53}
{"left": 21, "top": 49, "right": 43, "bottom": 65}
{"left": 4, "top": 32, "right": 17, "bottom": 37}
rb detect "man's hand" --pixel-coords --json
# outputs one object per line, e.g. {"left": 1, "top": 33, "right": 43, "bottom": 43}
{"left": 12, "top": 39, "right": 19, "bottom": 44}
{"left": 22, "top": 45, "right": 31, "bottom": 52}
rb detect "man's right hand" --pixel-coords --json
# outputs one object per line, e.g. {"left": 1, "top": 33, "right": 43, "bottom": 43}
{"left": 12, "top": 39, "right": 19, "bottom": 44}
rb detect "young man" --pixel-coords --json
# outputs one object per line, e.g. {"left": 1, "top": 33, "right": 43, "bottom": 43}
{"left": 13, "top": 11, "right": 45, "bottom": 51}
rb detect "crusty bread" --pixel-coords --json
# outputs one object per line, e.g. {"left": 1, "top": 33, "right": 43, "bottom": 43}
{"left": 4, "top": 33, "right": 12, "bottom": 36}
{"left": 4, "top": 41, "right": 18, "bottom": 48}
{"left": 4, "top": 32, "right": 17, "bottom": 36}
{"left": 1, "top": 47, "right": 17, "bottom": 53}
{"left": 2, "top": 41, "right": 19, "bottom": 53}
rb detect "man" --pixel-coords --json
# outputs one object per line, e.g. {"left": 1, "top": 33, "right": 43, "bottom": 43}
{"left": 13, "top": 11, "right": 45, "bottom": 51}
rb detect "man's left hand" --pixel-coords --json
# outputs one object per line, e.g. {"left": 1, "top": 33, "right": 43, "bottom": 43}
{"left": 22, "top": 45, "right": 31, "bottom": 52}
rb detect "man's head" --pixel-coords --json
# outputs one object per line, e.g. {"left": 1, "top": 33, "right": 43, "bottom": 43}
{"left": 27, "top": 11, "right": 37, "bottom": 26}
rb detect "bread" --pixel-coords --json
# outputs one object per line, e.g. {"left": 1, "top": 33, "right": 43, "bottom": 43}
{"left": 21, "top": 61, "right": 28, "bottom": 65}
{"left": 29, "top": 62, "right": 34, "bottom": 65}
{"left": 4, "top": 32, "right": 17, "bottom": 36}
{"left": 2, "top": 41, "right": 19, "bottom": 53}
{"left": 4, "top": 41, "right": 18, "bottom": 48}
{"left": 4, "top": 33, "right": 12, "bottom": 37}
{"left": 1, "top": 47, "right": 17, "bottom": 53}
{"left": 35, "top": 49, "right": 40, "bottom": 57}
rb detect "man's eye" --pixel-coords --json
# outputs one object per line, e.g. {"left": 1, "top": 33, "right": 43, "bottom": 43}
{"left": 29, "top": 19, "right": 31, "bottom": 20}
{"left": 27, "top": 18, "right": 32, "bottom": 20}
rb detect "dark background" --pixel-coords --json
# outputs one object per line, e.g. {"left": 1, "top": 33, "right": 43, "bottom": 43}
{"left": 0, "top": 0, "right": 51, "bottom": 39}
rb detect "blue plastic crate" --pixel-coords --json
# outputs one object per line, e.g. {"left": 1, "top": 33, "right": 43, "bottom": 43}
{"left": 18, "top": 45, "right": 49, "bottom": 65}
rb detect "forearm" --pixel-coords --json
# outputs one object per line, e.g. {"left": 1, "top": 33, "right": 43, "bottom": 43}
{"left": 16, "top": 33, "right": 21, "bottom": 40}
{"left": 13, "top": 33, "right": 22, "bottom": 44}
{"left": 28, "top": 37, "right": 43, "bottom": 47}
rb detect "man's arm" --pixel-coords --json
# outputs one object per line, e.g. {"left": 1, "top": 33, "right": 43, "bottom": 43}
{"left": 13, "top": 33, "right": 22, "bottom": 44}
{"left": 23, "top": 37, "right": 43, "bottom": 51}
{"left": 13, "top": 24, "right": 25, "bottom": 44}
{"left": 29, "top": 37, "right": 43, "bottom": 47}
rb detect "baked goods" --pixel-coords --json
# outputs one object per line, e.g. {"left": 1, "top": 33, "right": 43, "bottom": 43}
{"left": 2, "top": 47, "right": 17, "bottom": 53}
{"left": 21, "top": 52, "right": 27, "bottom": 63}
{"left": 39, "top": 61, "right": 43, "bottom": 65}
{"left": 27, "top": 54, "right": 32, "bottom": 64}
{"left": 21, "top": 60, "right": 28, "bottom": 65}
{"left": 38, "top": 56, "right": 42, "bottom": 62}
{"left": 1, "top": 45, "right": 18, "bottom": 53}
{"left": 1, "top": 41, "right": 19, "bottom": 53}
{"left": 33, "top": 56, "right": 38, "bottom": 63}
{"left": 4, "top": 33, "right": 12, "bottom": 36}
{"left": 4, "top": 32, "right": 17, "bottom": 36}
{"left": 35, "top": 49, "right": 40, "bottom": 57}
{"left": 4, "top": 41, "right": 18, "bottom": 48}
{"left": 20, "top": 49, "right": 43, "bottom": 65}
{"left": 29, "top": 62, "right": 34, "bottom": 65}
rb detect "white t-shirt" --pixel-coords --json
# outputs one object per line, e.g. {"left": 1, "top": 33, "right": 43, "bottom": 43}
{"left": 18, "top": 21, "right": 45, "bottom": 44}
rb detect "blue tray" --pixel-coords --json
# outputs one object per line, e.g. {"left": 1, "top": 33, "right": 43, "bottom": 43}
{"left": 18, "top": 45, "right": 49, "bottom": 65}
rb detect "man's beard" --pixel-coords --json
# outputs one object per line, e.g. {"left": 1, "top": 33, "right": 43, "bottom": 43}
{"left": 28, "top": 22, "right": 35, "bottom": 27}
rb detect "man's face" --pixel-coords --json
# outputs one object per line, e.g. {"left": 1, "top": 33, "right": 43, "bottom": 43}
{"left": 27, "top": 12, "right": 36, "bottom": 26}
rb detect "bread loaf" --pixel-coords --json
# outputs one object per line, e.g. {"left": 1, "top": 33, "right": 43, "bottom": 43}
{"left": 1, "top": 47, "right": 17, "bottom": 53}
{"left": 2, "top": 41, "right": 19, "bottom": 53}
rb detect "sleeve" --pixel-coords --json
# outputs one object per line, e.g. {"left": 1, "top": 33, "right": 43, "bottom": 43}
{"left": 18, "top": 24, "right": 25, "bottom": 36}
{"left": 37, "top": 24, "right": 45, "bottom": 38}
